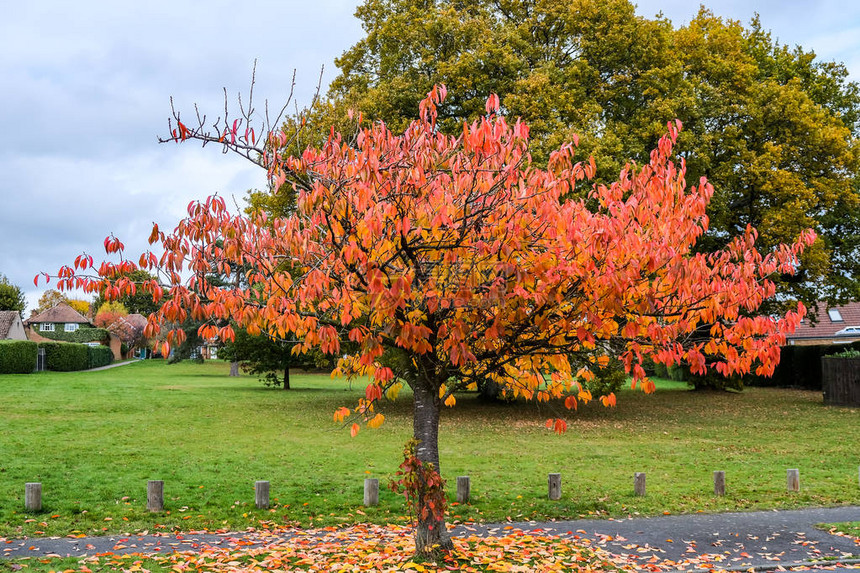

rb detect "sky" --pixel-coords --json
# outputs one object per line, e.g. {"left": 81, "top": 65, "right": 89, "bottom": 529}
{"left": 2, "top": 0, "right": 859, "bottom": 314}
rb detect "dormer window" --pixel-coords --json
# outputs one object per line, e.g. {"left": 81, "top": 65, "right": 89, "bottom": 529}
{"left": 828, "top": 308, "right": 844, "bottom": 322}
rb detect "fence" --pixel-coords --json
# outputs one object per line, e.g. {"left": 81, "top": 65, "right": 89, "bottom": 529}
{"left": 22, "top": 466, "right": 860, "bottom": 512}
{"left": 822, "top": 357, "right": 860, "bottom": 406}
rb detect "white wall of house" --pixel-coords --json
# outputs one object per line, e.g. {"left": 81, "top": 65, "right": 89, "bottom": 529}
{"left": 4, "top": 315, "right": 27, "bottom": 341}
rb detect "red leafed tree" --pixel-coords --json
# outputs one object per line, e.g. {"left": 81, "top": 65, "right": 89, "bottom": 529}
{"left": 46, "top": 87, "right": 814, "bottom": 554}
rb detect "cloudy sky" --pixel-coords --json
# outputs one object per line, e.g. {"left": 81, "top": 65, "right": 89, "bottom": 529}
{"left": 2, "top": 1, "right": 859, "bottom": 313}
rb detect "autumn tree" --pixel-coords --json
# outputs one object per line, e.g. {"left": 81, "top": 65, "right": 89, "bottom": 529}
{"left": 0, "top": 274, "right": 26, "bottom": 313}
{"left": 31, "top": 289, "right": 90, "bottom": 316}
{"left": 322, "top": 0, "right": 860, "bottom": 308}
{"left": 66, "top": 298, "right": 91, "bottom": 316}
{"left": 49, "top": 88, "right": 813, "bottom": 555}
{"left": 32, "top": 289, "right": 69, "bottom": 315}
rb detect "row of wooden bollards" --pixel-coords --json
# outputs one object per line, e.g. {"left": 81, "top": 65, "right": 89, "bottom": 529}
{"left": 23, "top": 480, "right": 273, "bottom": 512}
{"left": 547, "top": 469, "right": 802, "bottom": 501}
{"left": 18, "top": 468, "right": 835, "bottom": 512}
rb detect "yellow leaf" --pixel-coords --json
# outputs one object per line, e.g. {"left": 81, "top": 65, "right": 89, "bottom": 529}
{"left": 438, "top": 383, "right": 447, "bottom": 399}
{"left": 444, "top": 394, "right": 456, "bottom": 407}
{"left": 368, "top": 413, "right": 385, "bottom": 429}
{"left": 385, "top": 382, "right": 403, "bottom": 400}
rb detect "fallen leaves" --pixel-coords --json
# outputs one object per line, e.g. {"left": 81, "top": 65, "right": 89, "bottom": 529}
{"left": 8, "top": 522, "right": 860, "bottom": 572}
{"left": 28, "top": 524, "right": 633, "bottom": 572}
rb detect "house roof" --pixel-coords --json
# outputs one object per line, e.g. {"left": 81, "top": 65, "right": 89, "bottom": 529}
{"left": 0, "top": 311, "right": 22, "bottom": 339}
{"left": 124, "top": 314, "right": 149, "bottom": 329}
{"left": 789, "top": 302, "right": 860, "bottom": 339}
{"left": 24, "top": 302, "right": 91, "bottom": 325}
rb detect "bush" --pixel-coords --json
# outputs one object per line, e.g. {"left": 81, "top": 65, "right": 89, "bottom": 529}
{"left": 87, "top": 345, "right": 113, "bottom": 369}
{"left": 652, "top": 362, "right": 669, "bottom": 378}
{"left": 827, "top": 348, "right": 860, "bottom": 359}
{"left": 39, "top": 341, "right": 89, "bottom": 371}
{"left": 584, "top": 357, "right": 626, "bottom": 397}
{"left": 0, "top": 340, "right": 38, "bottom": 374}
{"left": 667, "top": 363, "right": 687, "bottom": 382}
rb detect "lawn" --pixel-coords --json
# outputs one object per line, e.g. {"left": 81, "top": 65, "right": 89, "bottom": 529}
{"left": 0, "top": 360, "right": 858, "bottom": 539}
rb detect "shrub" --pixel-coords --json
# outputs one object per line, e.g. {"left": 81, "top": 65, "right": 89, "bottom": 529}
{"left": 667, "top": 363, "right": 687, "bottom": 382}
{"left": 652, "top": 362, "right": 669, "bottom": 378}
{"left": 0, "top": 340, "right": 38, "bottom": 374}
{"left": 39, "top": 341, "right": 89, "bottom": 371}
{"left": 584, "top": 357, "right": 626, "bottom": 397}
{"left": 825, "top": 348, "right": 860, "bottom": 359}
{"left": 87, "top": 345, "right": 113, "bottom": 369}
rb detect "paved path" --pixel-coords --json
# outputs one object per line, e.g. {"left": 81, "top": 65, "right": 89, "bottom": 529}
{"left": 2, "top": 506, "right": 858, "bottom": 570}
{"left": 86, "top": 359, "right": 138, "bottom": 372}
{"left": 467, "top": 506, "right": 860, "bottom": 570}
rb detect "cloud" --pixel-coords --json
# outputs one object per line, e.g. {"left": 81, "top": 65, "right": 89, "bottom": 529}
{"left": 1, "top": 147, "right": 264, "bottom": 308}
{"left": 0, "top": 0, "right": 363, "bottom": 313}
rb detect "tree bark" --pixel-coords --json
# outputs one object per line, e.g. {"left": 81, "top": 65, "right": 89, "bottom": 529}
{"left": 229, "top": 361, "right": 239, "bottom": 377}
{"left": 411, "top": 381, "right": 454, "bottom": 555}
{"left": 283, "top": 366, "right": 290, "bottom": 390}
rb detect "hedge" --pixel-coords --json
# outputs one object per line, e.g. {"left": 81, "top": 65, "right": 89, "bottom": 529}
{"left": 37, "top": 327, "right": 109, "bottom": 344}
{"left": 38, "top": 341, "right": 90, "bottom": 372}
{"left": 747, "top": 341, "right": 860, "bottom": 390}
{"left": 0, "top": 340, "right": 38, "bottom": 374}
{"left": 87, "top": 345, "right": 113, "bottom": 369}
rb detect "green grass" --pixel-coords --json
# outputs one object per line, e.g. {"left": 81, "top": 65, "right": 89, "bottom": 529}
{"left": 819, "top": 521, "right": 860, "bottom": 537}
{"left": 1, "top": 360, "right": 858, "bottom": 538}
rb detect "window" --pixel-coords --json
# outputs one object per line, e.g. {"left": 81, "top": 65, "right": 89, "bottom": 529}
{"left": 40, "top": 323, "right": 55, "bottom": 332}
{"left": 828, "top": 309, "right": 844, "bottom": 322}
{"left": 64, "top": 323, "right": 79, "bottom": 332}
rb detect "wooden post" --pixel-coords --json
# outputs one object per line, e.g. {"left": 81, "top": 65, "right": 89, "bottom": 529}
{"left": 634, "top": 472, "right": 646, "bottom": 496}
{"left": 456, "top": 476, "right": 470, "bottom": 504}
{"left": 713, "top": 470, "right": 726, "bottom": 496}
{"left": 787, "top": 469, "right": 800, "bottom": 492}
{"left": 255, "top": 480, "right": 270, "bottom": 509}
{"left": 548, "top": 473, "right": 561, "bottom": 500}
{"left": 25, "top": 483, "right": 42, "bottom": 512}
{"left": 364, "top": 478, "right": 379, "bottom": 506}
{"left": 147, "top": 480, "right": 164, "bottom": 512}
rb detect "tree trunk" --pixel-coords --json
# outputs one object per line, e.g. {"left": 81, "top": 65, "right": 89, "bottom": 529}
{"left": 283, "top": 366, "right": 290, "bottom": 390}
{"left": 412, "top": 381, "right": 454, "bottom": 555}
{"left": 229, "top": 361, "right": 239, "bottom": 377}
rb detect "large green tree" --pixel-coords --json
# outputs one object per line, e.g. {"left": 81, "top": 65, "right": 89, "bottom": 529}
{"left": 0, "top": 274, "right": 26, "bottom": 313}
{"left": 219, "top": 327, "right": 333, "bottom": 389}
{"left": 316, "top": 0, "right": 860, "bottom": 308}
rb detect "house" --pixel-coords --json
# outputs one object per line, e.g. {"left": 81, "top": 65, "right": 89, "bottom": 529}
{"left": 786, "top": 302, "right": 860, "bottom": 346}
{"left": 24, "top": 303, "right": 127, "bottom": 361}
{"left": 24, "top": 302, "right": 93, "bottom": 335}
{"left": 0, "top": 311, "right": 27, "bottom": 341}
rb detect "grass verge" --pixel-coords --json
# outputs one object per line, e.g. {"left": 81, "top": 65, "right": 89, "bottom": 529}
{"left": 818, "top": 521, "right": 860, "bottom": 538}
{"left": 1, "top": 360, "right": 858, "bottom": 538}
